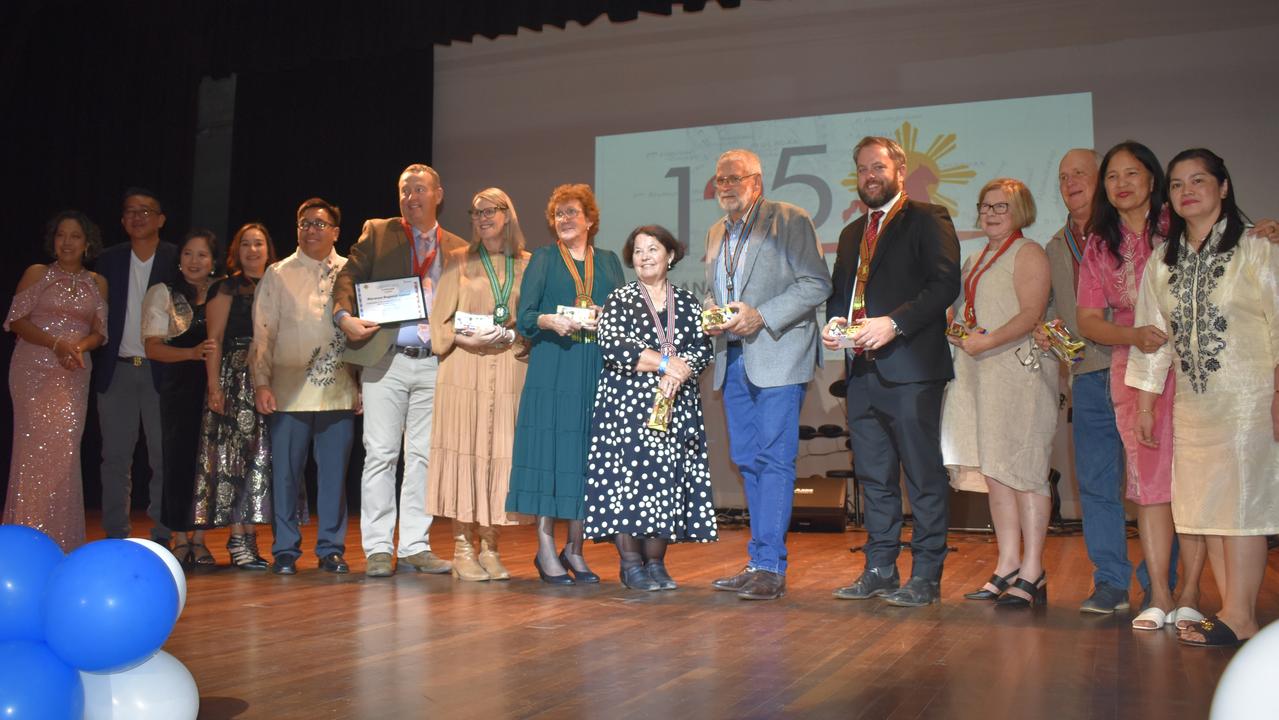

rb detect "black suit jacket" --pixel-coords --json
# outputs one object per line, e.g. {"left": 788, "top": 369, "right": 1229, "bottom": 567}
{"left": 827, "top": 199, "right": 961, "bottom": 384}
{"left": 91, "top": 240, "right": 178, "bottom": 393}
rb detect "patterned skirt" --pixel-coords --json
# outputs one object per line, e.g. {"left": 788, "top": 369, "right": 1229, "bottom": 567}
{"left": 192, "top": 340, "right": 274, "bottom": 527}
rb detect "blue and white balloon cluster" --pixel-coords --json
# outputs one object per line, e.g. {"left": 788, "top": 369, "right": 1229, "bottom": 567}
{"left": 0, "top": 525, "right": 199, "bottom": 719}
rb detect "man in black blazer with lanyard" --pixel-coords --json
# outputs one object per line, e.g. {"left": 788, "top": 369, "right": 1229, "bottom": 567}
{"left": 824, "top": 136, "right": 960, "bottom": 606}
{"left": 91, "top": 188, "right": 178, "bottom": 543}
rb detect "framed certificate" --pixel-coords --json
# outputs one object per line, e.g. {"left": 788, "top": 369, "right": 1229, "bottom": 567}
{"left": 355, "top": 277, "right": 426, "bottom": 325}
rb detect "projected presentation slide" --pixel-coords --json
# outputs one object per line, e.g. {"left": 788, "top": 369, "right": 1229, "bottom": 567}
{"left": 595, "top": 92, "right": 1093, "bottom": 294}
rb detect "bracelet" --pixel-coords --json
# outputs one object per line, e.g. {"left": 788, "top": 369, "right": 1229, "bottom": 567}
{"left": 658, "top": 354, "right": 670, "bottom": 376}
{"left": 1137, "top": 409, "right": 1153, "bottom": 415}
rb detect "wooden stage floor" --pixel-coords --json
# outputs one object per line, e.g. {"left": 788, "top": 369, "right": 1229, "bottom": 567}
{"left": 108, "top": 515, "right": 1278, "bottom": 720}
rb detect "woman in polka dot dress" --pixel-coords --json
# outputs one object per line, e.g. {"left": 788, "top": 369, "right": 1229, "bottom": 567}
{"left": 584, "top": 225, "right": 718, "bottom": 591}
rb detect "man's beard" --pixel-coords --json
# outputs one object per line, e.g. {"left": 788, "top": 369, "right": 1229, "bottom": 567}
{"left": 857, "top": 174, "right": 902, "bottom": 208}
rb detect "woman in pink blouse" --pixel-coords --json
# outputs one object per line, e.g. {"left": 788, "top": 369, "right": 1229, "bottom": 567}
{"left": 1076, "top": 141, "right": 1201, "bottom": 631}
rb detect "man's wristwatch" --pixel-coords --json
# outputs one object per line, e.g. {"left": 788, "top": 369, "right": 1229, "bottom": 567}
{"left": 889, "top": 317, "right": 903, "bottom": 336}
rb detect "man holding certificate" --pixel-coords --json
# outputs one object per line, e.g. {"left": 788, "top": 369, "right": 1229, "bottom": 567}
{"left": 332, "top": 163, "right": 467, "bottom": 578}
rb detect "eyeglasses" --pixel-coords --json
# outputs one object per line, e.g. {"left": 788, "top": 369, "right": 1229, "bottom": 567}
{"left": 1016, "top": 344, "right": 1042, "bottom": 372}
{"left": 298, "top": 219, "right": 337, "bottom": 231}
{"left": 553, "top": 208, "right": 583, "bottom": 221}
{"left": 714, "top": 173, "right": 760, "bottom": 188}
{"left": 123, "top": 207, "right": 160, "bottom": 219}
{"left": 977, "top": 202, "right": 1011, "bottom": 215}
{"left": 468, "top": 206, "right": 507, "bottom": 220}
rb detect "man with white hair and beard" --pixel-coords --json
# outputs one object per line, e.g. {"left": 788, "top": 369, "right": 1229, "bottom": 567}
{"left": 823, "top": 135, "right": 960, "bottom": 607}
{"left": 703, "top": 148, "right": 832, "bottom": 601}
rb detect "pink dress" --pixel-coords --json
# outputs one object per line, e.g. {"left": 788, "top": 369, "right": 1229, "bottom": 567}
{"left": 3, "top": 265, "right": 106, "bottom": 550}
{"left": 1077, "top": 225, "right": 1175, "bottom": 505}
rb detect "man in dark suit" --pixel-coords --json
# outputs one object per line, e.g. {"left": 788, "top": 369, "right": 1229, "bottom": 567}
{"left": 91, "top": 188, "right": 178, "bottom": 543}
{"left": 333, "top": 163, "right": 467, "bottom": 578}
{"left": 824, "top": 136, "right": 961, "bottom": 606}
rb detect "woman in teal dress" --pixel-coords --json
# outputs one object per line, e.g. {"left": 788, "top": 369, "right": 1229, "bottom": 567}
{"left": 507, "top": 183, "right": 624, "bottom": 584}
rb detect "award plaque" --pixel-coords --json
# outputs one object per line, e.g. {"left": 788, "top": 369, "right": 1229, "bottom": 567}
{"left": 355, "top": 277, "right": 426, "bottom": 325}
{"left": 454, "top": 311, "right": 496, "bottom": 336}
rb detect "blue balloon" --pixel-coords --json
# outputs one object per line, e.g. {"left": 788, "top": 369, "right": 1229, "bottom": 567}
{"left": 0, "top": 525, "right": 65, "bottom": 642}
{"left": 0, "top": 640, "right": 84, "bottom": 719}
{"left": 42, "top": 539, "right": 179, "bottom": 673}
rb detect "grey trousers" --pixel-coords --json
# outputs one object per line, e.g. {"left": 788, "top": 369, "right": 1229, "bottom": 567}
{"left": 96, "top": 359, "right": 169, "bottom": 541}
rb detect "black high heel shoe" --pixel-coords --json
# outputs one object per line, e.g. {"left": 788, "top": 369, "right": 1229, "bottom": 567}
{"left": 994, "top": 571, "right": 1048, "bottom": 609}
{"left": 964, "top": 567, "right": 1019, "bottom": 601}
{"left": 559, "top": 549, "right": 600, "bottom": 584}
{"left": 534, "top": 555, "right": 574, "bottom": 585}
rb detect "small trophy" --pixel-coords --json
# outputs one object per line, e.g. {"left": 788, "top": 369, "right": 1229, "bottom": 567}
{"left": 1043, "top": 321, "right": 1086, "bottom": 364}
{"left": 646, "top": 388, "right": 673, "bottom": 432}
{"left": 700, "top": 306, "right": 737, "bottom": 333}
{"left": 831, "top": 317, "right": 867, "bottom": 348}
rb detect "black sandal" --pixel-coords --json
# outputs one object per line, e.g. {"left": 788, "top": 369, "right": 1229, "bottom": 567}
{"left": 190, "top": 542, "right": 217, "bottom": 567}
{"left": 171, "top": 541, "right": 194, "bottom": 569}
{"left": 994, "top": 572, "right": 1047, "bottom": 609}
{"left": 1179, "top": 616, "right": 1242, "bottom": 648}
{"left": 964, "top": 567, "right": 1019, "bottom": 601}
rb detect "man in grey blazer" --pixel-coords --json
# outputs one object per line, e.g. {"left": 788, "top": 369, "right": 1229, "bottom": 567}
{"left": 703, "top": 148, "right": 833, "bottom": 601}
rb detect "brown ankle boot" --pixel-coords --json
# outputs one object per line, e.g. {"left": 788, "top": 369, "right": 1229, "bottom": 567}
{"left": 452, "top": 521, "right": 489, "bottom": 581}
{"left": 476, "top": 525, "right": 510, "bottom": 580}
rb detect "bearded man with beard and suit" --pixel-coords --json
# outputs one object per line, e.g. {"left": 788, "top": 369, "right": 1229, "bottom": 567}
{"left": 823, "top": 136, "right": 961, "bottom": 607}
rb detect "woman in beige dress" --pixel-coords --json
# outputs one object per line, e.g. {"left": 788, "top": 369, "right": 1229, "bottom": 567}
{"left": 941, "top": 178, "right": 1056, "bottom": 609}
{"left": 1126, "top": 149, "right": 1279, "bottom": 646}
{"left": 427, "top": 188, "right": 531, "bottom": 581}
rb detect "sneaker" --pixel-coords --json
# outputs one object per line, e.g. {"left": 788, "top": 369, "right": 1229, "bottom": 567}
{"left": 1080, "top": 582, "right": 1130, "bottom": 614}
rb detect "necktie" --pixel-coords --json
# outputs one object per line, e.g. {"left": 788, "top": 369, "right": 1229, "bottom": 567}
{"left": 864, "top": 210, "right": 885, "bottom": 259}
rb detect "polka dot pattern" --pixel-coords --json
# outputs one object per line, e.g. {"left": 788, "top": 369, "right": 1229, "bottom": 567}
{"left": 583, "top": 282, "right": 718, "bottom": 543}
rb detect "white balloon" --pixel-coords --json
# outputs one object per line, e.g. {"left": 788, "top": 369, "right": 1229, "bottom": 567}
{"left": 124, "top": 537, "right": 186, "bottom": 620}
{"left": 1211, "top": 620, "right": 1279, "bottom": 718}
{"left": 81, "top": 650, "right": 199, "bottom": 720}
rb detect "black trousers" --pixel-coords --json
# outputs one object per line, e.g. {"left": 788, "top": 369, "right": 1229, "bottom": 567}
{"left": 845, "top": 358, "right": 950, "bottom": 580}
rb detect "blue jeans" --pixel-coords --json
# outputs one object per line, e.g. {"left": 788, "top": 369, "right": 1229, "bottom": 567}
{"left": 722, "top": 345, "right": 806, "bottom": 575}
{"left": 270, "top": 410, "right": 354, "bottom": 559}
{"left": 1073, "top": 370, "right": 1177, "bottom": 592}
{"left": 1072, "top": 370, "right": 1130, "bottom": 589}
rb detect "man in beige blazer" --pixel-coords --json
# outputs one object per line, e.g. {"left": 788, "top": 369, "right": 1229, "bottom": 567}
{"left": 333, "top": 163, "right": 467, "bottom": 577}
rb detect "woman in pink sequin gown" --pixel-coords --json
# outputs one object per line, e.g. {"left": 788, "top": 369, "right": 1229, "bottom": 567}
{"left": 1076, "top": 141, "right": 1202, "bottom": 631}
{"left": 4, "top": 211, "right": 108, "bottom": 551}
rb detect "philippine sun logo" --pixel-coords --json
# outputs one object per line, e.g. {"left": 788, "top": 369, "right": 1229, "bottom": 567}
{"left": 841, "top": 121, "right": 976, "bottom": 222}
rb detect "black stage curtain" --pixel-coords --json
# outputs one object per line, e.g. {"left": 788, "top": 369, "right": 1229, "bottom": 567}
{"left": 0, "top": 0, "right": 739, "bottom": 510}
{"left": 0, "top": 1, "right": 202, "bottom": 510}
{"left": 226, "top": 53, "right": 433, "bottom": 260}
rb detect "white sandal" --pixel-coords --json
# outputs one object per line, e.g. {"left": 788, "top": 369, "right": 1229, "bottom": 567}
{"left": 1168, "top": 606, "right": 1205, "bottom": 630}
{"left": 1132, "top": 606, "right": 1167, "bottom": 630}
